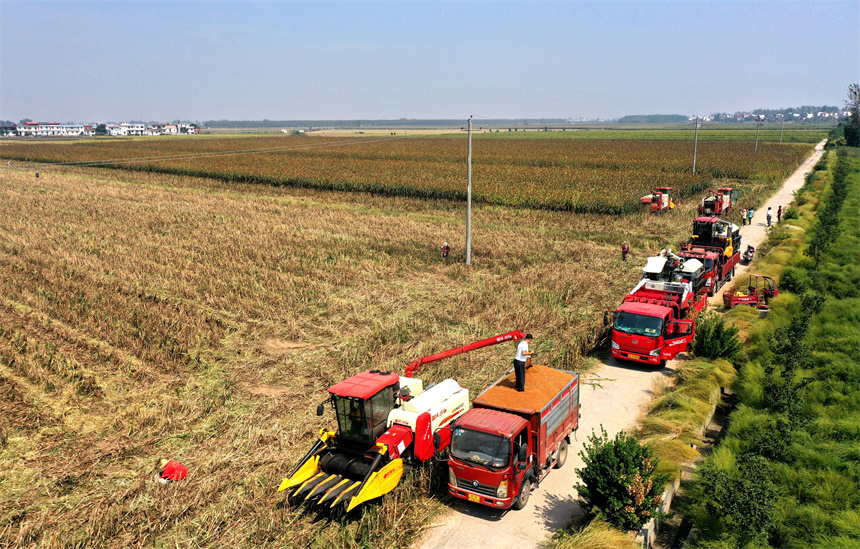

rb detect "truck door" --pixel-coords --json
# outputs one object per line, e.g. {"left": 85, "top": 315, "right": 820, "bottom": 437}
{"left": 662, "top": 320, "right": 695, "bottom": 359}
{"left": 513, "top": 428, "right": 530, "bottom": 486}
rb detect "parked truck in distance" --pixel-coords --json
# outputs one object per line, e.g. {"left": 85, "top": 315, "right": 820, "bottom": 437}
{"left": 683, "top": 216, "right": 741, "bottom": 296}
{"left": 443, "top": 364, "right": 580, "bottom": 510}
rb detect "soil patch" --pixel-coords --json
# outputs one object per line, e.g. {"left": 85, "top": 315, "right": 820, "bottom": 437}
{"left": 261, "top": 338, "right": 311, "bottom": 355}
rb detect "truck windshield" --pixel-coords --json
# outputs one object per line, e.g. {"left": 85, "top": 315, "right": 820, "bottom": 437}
{"left": 614, "top": 311, "right": 664, "bottom": 336}
{"left": 704, "top": 258, "right": 714, "bottom": 271}
{"left": 450, "top": 427, "right": 510, "bottom": 469}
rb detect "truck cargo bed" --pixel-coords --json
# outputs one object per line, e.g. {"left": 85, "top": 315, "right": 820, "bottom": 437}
{"left": 472, "top": 364, "right": 575, "bottom": 414}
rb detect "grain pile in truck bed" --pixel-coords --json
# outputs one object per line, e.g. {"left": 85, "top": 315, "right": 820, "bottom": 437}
{"left": 472, "top": 364, "right": 575, "bottom": 413}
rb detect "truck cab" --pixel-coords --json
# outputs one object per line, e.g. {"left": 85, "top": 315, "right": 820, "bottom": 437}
{"left": 610, "top": 301, "right": 694, "bottom": 366}
{"left": 447, "top": 408, "right": 531, "bottom": 509}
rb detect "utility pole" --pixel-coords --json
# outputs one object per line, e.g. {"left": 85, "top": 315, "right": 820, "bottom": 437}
{"left": 779, "top": 117, "right": 784, "bottom": 144}
{"left": 466, "top": 115, "right": 472, "bottom": 265}
{"left": 754, "top": 117, "right": 763, "bottom": 153}
{"left": 692, "top": 116, "right": 699, "bottom": 174}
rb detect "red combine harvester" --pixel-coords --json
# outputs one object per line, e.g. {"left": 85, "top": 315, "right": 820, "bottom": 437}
{"left": 699, "top": 187, "right": 738, "bottom": 216}
{"left": 723, "top": 274, "right": 779, "bottom": 309}
{"left": 640, "top": 186, "right": 676, "bottom": 213}
{"left": 444, "top": 364, "right": 580, "bottom": 510}
{"left": 682, "top": 216, "right": 742, "bottom": 296}
{"left": 610, "top": 258, "right": 705, "bottom": 367}
{"left": 277, "top": 331, "right": 528, "bottom": 515}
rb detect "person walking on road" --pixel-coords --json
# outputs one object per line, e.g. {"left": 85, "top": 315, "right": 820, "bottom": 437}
{"left": 740, "top": 208, "right": 747, "bottom": 226}
{"left": 748, "top": 208, "right": 754, "bottom": 226}
{"left": 777, "top": 205, "right": 783, "bottom": 223}
{"left": 621, "top": 242, "right": 629, "bottom": 262}
{"left": 766, "top": 207, "right": 773, "bottom": 227}
{"left": 513, "top": 334, "right": 533, "bottom": 392}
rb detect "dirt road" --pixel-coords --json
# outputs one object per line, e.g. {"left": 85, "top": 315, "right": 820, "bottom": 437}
{"left": 418, "top": 140, "right": 826, "bottom": 549}
{"left": 709, "top": 139, "right": 826, "bottom": 305}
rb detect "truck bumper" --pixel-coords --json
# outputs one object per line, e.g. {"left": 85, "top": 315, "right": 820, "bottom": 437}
{"left": 611, "top": 349, "right": 662, "bottom": 365}
{"left": 448, "top": 484, "right": 513, "bottom": 509}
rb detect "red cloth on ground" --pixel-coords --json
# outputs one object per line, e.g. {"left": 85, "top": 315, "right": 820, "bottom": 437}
{"left": 161, "top": 460, "right": 187, "bottom": 481}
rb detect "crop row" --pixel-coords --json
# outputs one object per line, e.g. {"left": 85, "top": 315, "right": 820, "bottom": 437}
{"left": 1, "top": 136, "right": 812, "bottom": 214}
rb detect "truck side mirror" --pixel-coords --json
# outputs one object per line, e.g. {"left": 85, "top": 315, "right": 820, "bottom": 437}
{"left": 316, "top": 403, "right": 325, "bottom": 416}
{"left": 433, "top": 432, "right": 441, "bottom": 450}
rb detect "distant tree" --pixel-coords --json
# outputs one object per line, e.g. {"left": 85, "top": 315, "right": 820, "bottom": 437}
{"left": 844, "top": 83, "right": 860, "bottom": 146}
{"left": 19, "top": 118, "right": 32, "bottom": 124}
{"left": 96, "top": 124, "right": 107, "bottom": 135}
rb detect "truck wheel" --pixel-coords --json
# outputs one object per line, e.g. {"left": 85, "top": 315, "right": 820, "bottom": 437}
{"left": 513, "top": 478, "right": 532, "bottom": 510}
{"left": 554, "top": 440, "right": 569, "bottom": 469}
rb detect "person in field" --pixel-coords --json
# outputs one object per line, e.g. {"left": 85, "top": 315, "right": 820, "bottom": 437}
{"left": 155, "top": 458, "right": 187, "bottom": 484}
{"left": 513, "top": 334, "right": 534, "bottom": 392}
{"left": 441, "top": 241, "right": 450, "bottom": 259}
{"left": 621, "top": 242, "right": 629, "bottom": 262}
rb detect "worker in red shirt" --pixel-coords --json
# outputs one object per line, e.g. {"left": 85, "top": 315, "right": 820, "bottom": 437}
{"left": 156, "top": 458, "right": 187, "bottom": 483}
{"left": 621, "top": 242, "right": 630, "bottom": 262}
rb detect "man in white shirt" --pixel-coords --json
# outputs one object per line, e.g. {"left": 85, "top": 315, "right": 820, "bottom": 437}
{"left": 513, "top": 334, "right": 534, "bottom": 392}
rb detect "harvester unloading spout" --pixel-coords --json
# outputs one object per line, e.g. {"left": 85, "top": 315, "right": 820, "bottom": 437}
{"left": 277, "top": 330, "right": 526, "bottom": 516}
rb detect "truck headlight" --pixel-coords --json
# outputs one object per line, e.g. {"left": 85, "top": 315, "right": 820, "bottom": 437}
{"left": 611, "top": 340, "right": 619, "bottom": 350}
{"left": 706, "top": 279, "right": 712, "bottom": 286}
{"left": 650, "top": 349, "right": 661, "bottom": 356}
{"left": 497, "top": 480, "right": 508, "bottom": 498}
{"left": 448, "top": 466, "right": 457, "bottom": 488}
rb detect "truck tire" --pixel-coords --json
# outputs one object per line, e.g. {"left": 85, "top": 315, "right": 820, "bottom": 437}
{"left": 554, "top": 440, "right": 569, "bottom": 469}
{"left": 513, "top": 478, "right": 532, "bottom": 510}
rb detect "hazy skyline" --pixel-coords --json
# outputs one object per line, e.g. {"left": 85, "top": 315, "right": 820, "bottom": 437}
{"left": 2, "top": 1, "right": 858, "bottom": 122}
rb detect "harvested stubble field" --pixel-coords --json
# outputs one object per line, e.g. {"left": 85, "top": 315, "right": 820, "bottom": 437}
{"left": 0, "top": 136, "right": 813, "bottom": 548}
{"left": 0, "top": 134, "right": 812, "bottom": 213}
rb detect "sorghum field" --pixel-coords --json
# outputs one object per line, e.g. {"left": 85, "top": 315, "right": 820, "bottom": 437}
{"left": 1, "top": 134, "right": 813, "bottom": 213}
{"left": 0, "top": 133, "right": 817, "bottom": 548}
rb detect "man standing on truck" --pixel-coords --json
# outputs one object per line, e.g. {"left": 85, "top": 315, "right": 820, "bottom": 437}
{"left": 513, "top": 334, "right": 533, "bottom": 392}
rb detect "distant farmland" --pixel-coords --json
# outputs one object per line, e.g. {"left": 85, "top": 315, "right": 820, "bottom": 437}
{"left": 1, "top": 135, "right": 813, "bottom": 214}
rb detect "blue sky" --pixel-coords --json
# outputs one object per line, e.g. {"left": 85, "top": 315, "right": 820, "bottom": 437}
{"left": 1, "top": 1, "right": 857, "bottom": 122}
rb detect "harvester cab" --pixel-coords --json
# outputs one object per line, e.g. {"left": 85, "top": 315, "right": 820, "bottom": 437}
{"left": 699, "top": 187, "right": 738, "bottom": 216}
{"left": 277, "top": 330, "right": 526, "bottom": 516}
{"left": 640, "top": 186, "right": 676, "bottom": 213}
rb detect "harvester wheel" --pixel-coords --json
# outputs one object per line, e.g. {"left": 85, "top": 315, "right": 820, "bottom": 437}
{"left": 513, "top": 478, "right": 532, "bottom": 510}
{"left": 554, "top": 440, "right": 569, "bottom": 469}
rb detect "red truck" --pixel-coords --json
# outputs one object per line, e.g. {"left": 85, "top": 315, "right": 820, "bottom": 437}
{"left": 699, "top": 187, "right": 738, "bottom": 216}
{"left": 683, "top": 217, "right": 741, "bottom": 296}
{"left": 610, "top": 276, "right": 702, "bottom": 367}
{"left": 443, "top": 364, "right": 580, "bottom": 510}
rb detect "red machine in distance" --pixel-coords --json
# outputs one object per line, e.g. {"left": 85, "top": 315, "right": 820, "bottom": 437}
{"left": 277, "top": 330, "right": 527, "bottom": 516}
{"left": 640, "top": 186, "right": 676, "bottom": 213}
{"left": 723, "top": 274, "right": 779, "bottom": 309}
{"left": 700, "top": 187, "right": 739, "bottom": 216}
